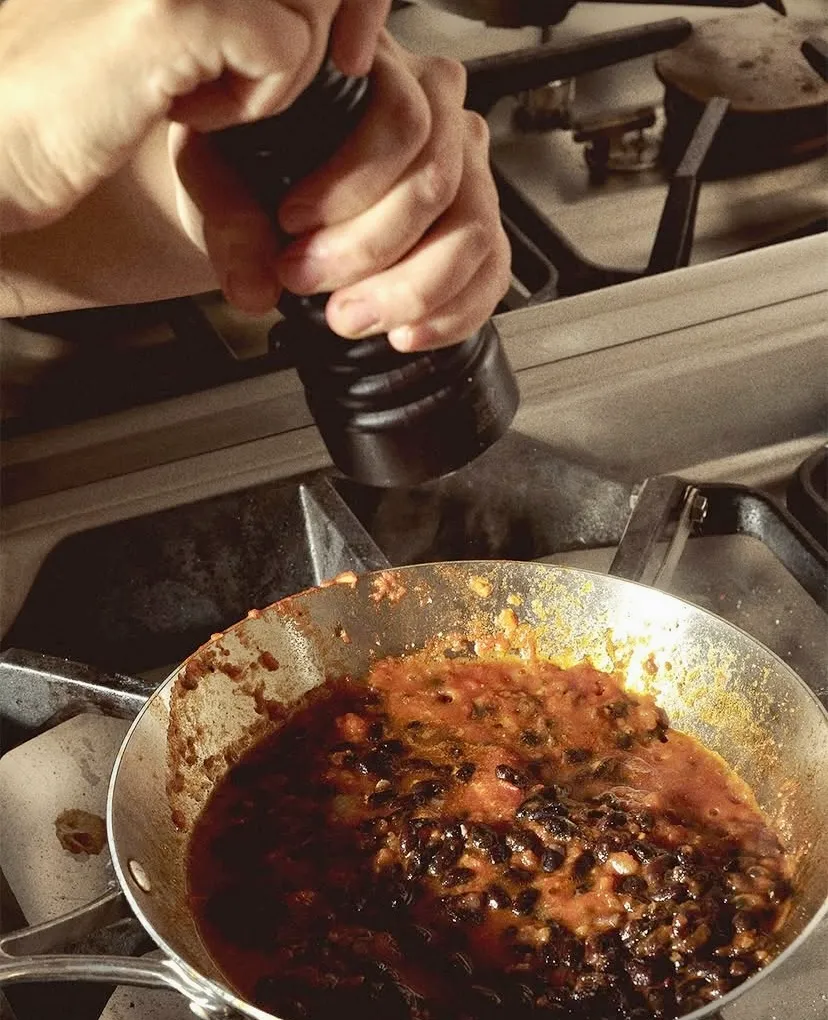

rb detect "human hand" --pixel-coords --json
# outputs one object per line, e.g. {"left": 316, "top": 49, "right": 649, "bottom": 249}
{"left": 0, "top": 0, "right": 389, "bottom": 232}
{"left": 175, "top": 31, "right": 511, "bottom": 350}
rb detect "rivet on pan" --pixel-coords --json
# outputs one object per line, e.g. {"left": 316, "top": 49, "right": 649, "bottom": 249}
{"left": 127, "top": 859, "right": 152, "bottom": 893}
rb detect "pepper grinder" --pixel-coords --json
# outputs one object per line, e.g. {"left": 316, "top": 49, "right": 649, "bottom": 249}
{"left": 211, "top": 63, "right": 518, "bottom": 488}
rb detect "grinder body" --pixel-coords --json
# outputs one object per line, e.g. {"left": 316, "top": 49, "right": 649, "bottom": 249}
{"left": 211, "top": 64, "right": 518, "bottom": 488}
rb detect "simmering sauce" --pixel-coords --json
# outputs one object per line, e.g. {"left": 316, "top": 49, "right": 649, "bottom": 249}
{"left": 187, "top": 655, "right": 793, "bottom": 1020}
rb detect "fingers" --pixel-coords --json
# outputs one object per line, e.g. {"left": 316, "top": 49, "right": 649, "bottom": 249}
{"left": 163, "top": 0, "right": 341, "bottom": 130}
{"left": 277, "top": 58, "right": 466, "bottom": 294}
{"left": 325, "top": 114, "right": 511, "bottom": 350}
{"left": 329, "top": 0, "right": 391, "bottom": 77}
{"left": 172, "top": 126, "right": 281, "bottom": 313}
{"left": 278, "top": 37, "right": 437, "bottom": 235}
{"left": 387, "top": 252, "right": 510, "bottom": 351}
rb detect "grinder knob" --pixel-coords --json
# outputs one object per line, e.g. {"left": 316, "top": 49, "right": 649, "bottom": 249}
{"left": 211, "top": 62, "right": 518, "bottom": 487}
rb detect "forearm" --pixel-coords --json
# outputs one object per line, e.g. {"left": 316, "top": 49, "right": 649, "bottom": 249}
{"left": 0, "top": 125, "right": 218, "bottom": 318}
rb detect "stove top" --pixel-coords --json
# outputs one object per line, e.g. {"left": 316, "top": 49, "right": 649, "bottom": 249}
{"left": 1, "top": 3, "right": 826, "bottom": 1018}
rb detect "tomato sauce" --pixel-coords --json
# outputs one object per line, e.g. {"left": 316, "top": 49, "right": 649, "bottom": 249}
{"left": 187, "top": 655, "right": 792, "bottom": 1020}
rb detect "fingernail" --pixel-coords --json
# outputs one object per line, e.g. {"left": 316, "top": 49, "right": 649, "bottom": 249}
{"left": 280, "top": 203, "right": 317, "bottom": 235}
{"left": 334, "top": 298, "right": 382, "bottom": 339}
{"left": 387, "top": 325, "right": 415, "bottom": 350}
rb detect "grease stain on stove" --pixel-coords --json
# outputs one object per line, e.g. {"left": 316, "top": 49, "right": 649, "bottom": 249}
{"left": 54, "top": 808, "right": 107, "bottom": 856}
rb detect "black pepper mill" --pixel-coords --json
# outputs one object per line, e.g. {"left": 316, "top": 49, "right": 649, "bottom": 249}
{"left": 211, "top": 64, "right": 519, "bottom": 488}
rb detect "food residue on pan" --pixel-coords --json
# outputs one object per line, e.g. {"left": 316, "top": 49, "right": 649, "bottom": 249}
{"left": 321, "top": 571, "right": 359, "bottom": 589}
{"left": 334, "top": 624, "right": 352, "bottom": 644}
{"left": 370, "top": 572, "right": 407, "bottom": 604}
{"left": 469, "top": 576, "right": 493, "bottom": 599}
{"left": 187, "top": 649, "right": 793, "bottom": 1020}
{"left": 55, "top": 808, "right": 107, "bottom": 856}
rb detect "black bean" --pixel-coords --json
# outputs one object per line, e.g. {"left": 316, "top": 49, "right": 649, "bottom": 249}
{"left": 367, "top": 788, "right": 395, "bottom": 807}
{"left": 513, "top": 887, "right": 540, "bottom": 916}
{"left": 454, "top": 762, "right": 476, "bottom": 783}
{"left": 516, "top": 794, "right": 567, "bottom": 824}
{"left": 618, "top": 875, "right": 648, "bottom": 897}
{"left": 470, "top": 985, "right": 502, "bottom": 1009}
{"left": 399, "top": 823, "right": 417, "bottom": 855}
{"left": 635, "top": 810, "right": 656, "bottom": 831}
{"left": 495, "top": 764, "right": 530, "bottom": 789}
{"left": 572, "top": 850, "right": 596, "bottom": 885}
{"left": 409, "top": 924, "right": 434, "bottom": 946}
{"left": 368, "top": 721, "right": 384, "bottom": 740}
{"left": 485, "top": 884, "right": 512, "bottom": 910}
{"left": 615, "top": 732, "right": 634, "bottom": 749}
{"left": 358, "top": 749, "right": 393, "bottom": 777}
{"left": 427, "top": 843, "right": 463, "bottom": 877}
{"left": 768, "top": 879, "right": 793, "bottom": 904}
{"left": 386, "top": 881, "right": 414, "bottom": 911}
{"left": 435, "top": 692, "right": 453, "bottom": 703}
{"left": 505, "top": 866, "right": 535, "bottom": 884}
{"left": 626, "top": 958, "right": 662, "bottom": 988}
{"left": 465, "top": 824, "right": 509, "bottom": 864}
{"left": 446, "top": 951, "right": 473, "bottom": 977}
{"left": 442, "top": 866, "right": 476, "bottom": 888}
{"left": 629, "top": 841, "right": 659, "bottom": 863}
{"left": 584, "top": 932, "right": 622, "bottom": 972}
{"left": 541, "top": 848, "right": 566, "bottom": 873}
{"left": 543, "top": 924, "right": 583, "bottom": 969}
{"left": 539, "top": 815, "right": 578, "bottom": 840}
{"left": 605, "top": 810, "right": 629, "bottom": 827}
{"left": 604, "top": 699, "right": 630, "bottom": 719}
{"left": 406, "top": 720, "right": 424, "bottom": 732}
{"left": 411, "top": 779, "right": 447, "bottom": 803}
{"left": 405, "top": 850, "right": 427, "bottom": 879}
{"left": 565, "top": 747, "right": 592, "bottom": 764}
{"left": 594, "top": 835, "right": 628, "bottom": 861}
{"left": 521, "top": 730, "right": 542, "bottom": 747}
{"left": 650, "top": 882, "right": 688, "bottom": 903}
{"left": 505, "top": 827, "right": 543, "bottom": 856}
{"left": 442, "top": 893, "right": 485, "bottom": 925}
{"left": 379, "top": 739, "right": 405, "bottom": 755}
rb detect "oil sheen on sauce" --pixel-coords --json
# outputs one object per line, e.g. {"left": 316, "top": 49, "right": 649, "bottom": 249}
{"left": 187, "top": 655, "right": 793, "bottom": 1020}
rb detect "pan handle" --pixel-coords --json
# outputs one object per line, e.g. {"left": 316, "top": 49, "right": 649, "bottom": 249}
{"left": 611, "top": 474, "right": 828, "bottom": 606}
{"left": 609, "top": 475, "right": 707, "bottom": 588}
{"left": 0, "top": 890, "right": 235, "bottom": 1018}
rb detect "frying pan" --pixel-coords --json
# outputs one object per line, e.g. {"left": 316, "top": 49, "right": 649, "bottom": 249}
{"left": 0, "top": 552, "right": 826, "bottom": 1020}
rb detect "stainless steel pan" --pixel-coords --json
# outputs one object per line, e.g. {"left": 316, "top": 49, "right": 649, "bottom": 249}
{"left": 1, "top": 509, "right": 826, "bottom": 1020}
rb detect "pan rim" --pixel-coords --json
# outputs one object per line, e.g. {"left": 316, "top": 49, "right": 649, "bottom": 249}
{"left": 106, "top": 559, "right": 828, "bottom": 1020}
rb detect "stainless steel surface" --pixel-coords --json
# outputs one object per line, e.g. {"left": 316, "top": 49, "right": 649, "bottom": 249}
{"left": 0, "top": 651, "right": 155, "bottom": 742}
{"left": 610, "top": 475, "right": 707, "bottom": 586}
{"left": 5, "top": 560, "right": 825, "bottom": 1019}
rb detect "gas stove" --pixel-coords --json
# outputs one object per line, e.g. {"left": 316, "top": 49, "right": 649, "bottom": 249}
{"left": 0, "top": 2, "right": 826, "bottom": 1019}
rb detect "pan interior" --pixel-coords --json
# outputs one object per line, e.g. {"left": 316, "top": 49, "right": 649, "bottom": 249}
{"left": 108, "top": 561, "right": 828, "bottom": 1019}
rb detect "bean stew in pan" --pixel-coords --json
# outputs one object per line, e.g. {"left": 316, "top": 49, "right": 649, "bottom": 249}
{"left": 187, "top": 652, "right": 793, "bottom": 1020}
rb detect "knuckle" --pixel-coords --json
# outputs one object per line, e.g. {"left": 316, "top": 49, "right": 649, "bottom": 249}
{"left": 416, "top": 156, "right": 457, "bottom": 212}
{"left": 464, "top": 110, "right": 491, "bottom": 149}
{"left": 464, "top": 217, "right": 493, "bottom": 254}
{"left": 425, "top": 55, "right": 467, "bottom": 99}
